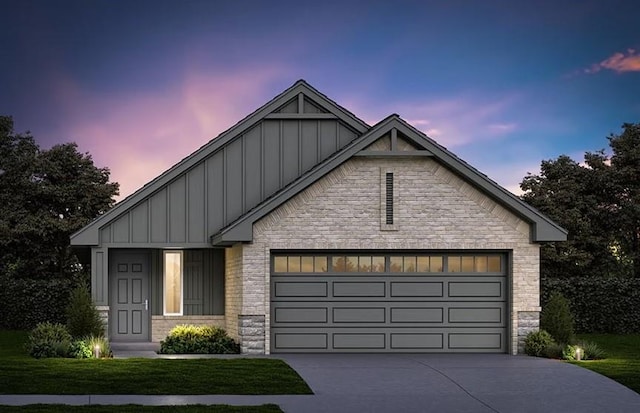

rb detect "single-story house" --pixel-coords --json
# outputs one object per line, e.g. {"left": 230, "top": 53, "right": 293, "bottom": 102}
{"left": 70, "top": 80, "right": 566, "bottom": 355}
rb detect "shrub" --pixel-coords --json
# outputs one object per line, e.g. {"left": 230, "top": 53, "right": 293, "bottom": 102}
{"left": 68, "top": 335, "right": 112, "bottom": 359}
{"left": 160, "top": 325, "right": 240, "bottom": 354}
{"left": 576, "top": 340, "right": 607, "bottom": 360}
{"left": 541, "top": 292, "right": 574, "bottom": 344}
{"left": 69, "top": 339, "right": 93, "bottom": 359}
{"left": 543, "top": 341, "right": 565, "bottom": 359}
{"left": 524, "top": 329, "right": 555, "bottom": 357}
{"left": 66, "top": 284, "right": 104, "bottom": 338}
{"left": 26, "top": 322, "right": 72, "bottom": 358}
{"left": 85, "top": 335, "right": 112, "bottom": 358}
{"left": 562, "top": 344, "right": 580, "bottom": 361}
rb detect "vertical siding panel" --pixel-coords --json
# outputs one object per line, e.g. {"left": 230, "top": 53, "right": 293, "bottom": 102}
{"left": 319, "top": 120, "right": 338, "bottom": 159}
{"left": 263, "top": 121, "right": 281, "bottom": 199}
{"left": 100, "top": 226, "right": 112, "bottom": 244}
{"left": 151, "top": 249, "right": 162, "bottom": 315}
{"left": 301, "top": 120, "right": 318, "bottom": 173}
{"left": 244, "top": 124, "right": 262, "bottom": 211}
{"left": 225, "top": 139, "right": 243, "bottom": 224}
{"left": 207, "top": 151, "right": 225, "bottom": 236}
{"left": 150, "top": 189, "right": 168, "bottom": 243}
{"left": 338, "top": 123, "right": 357, "bottom": 148}
{"left": 187, "top": 164, "right": 206, "bottom": 243}
{"left": 169, "top": 176, "right": 187, "bottom": 243}
{"left": 112, "top": 213, "right": 130, "bottom": 243}
{"left": 183, "top": 250, "right": 203, "bottom": 315}
{"left": 131, "top": 202, "right": 149, "bottom": 243}
{"left": 282, "top": 120, "right": 299, "bottom": 184}
{"left": 92, "top": 249, "right": 106, "bottom": 304}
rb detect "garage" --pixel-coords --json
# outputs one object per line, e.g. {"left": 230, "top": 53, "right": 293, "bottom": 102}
{"left": 270, "top": 252, "right": 508, "bottom": 353}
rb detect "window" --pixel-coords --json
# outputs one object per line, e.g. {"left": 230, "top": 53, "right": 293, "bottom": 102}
{"left": 164, "top": 251, "right": 183, "bottom": 315}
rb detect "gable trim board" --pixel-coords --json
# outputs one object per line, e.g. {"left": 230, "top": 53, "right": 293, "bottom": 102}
{"left": 70, "top": 80, "right": 567, "bottom": 355}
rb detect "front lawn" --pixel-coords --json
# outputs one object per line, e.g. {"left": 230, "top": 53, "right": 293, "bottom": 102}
{"left": 575, "top": 334, "right": 640, "bottom": 394}
{"left": 0, "top": 331, "right": 311, "bottom": 395}
{"left": 0, "top": 405, "right": 283, "bottom": 413}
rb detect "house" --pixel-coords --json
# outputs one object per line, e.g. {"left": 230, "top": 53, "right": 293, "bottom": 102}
{"left": 70, "top": 80, "right": 567, "bottom": 355}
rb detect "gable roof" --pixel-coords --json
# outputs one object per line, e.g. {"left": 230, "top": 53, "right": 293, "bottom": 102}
{"left": 211, "top": 115, "right": 567, "bottom": 245}
{"left": 70, "top": 80, "right": 370, "bottom": 246}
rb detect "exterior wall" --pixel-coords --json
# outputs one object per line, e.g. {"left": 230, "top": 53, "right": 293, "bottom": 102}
{"left": 95, "top": 118, "right": 359, "bottom": 247}
{"left": 237, "top": 156, "right": 540, "bottom": 354}
{"left": 224, "top": 244, "right": 244, "bottom": 341}
{"left": 151, "top": 315, "right": 225, "bottom": 342}
{"left": 101, "top": 248, "right": 226, "bottom": 342}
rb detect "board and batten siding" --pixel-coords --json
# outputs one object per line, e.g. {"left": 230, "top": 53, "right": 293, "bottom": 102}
{"left": 98, "top": 119, "right": 358, "bottom": 246}
{"left": 149, "top": 249, "right": 225, "bottom": 316}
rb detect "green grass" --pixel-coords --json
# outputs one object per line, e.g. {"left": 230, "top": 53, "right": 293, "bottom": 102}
{"left": 574, "top": 334, "right": 640, "bottom": 394}
{"left": 0, "top": 331, "right": 311, "bottom": 395}
{"left": 0, "top": 405, "right": 283, "bottom": 413}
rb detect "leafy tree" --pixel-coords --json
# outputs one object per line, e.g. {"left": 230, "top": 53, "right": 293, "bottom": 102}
{"left": 0, "top": 116, "right": 119, "bottom": 279}
{"left": 607, "top": 123, "right": 640, "bottom": 278}
{"left": 520, "top": 155, "right": 616, "bottom": 278}
{"left": 521, "top": 122, "right": 640, "bottom": 278}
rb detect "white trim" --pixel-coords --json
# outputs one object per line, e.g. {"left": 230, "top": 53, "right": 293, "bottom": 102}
{"left": 163, "top": 250, "right": 184, "bottom": 316}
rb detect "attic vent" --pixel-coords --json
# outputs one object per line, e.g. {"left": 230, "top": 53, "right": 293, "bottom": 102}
{"left": 385, "top": 173, "right": 394, "bottom": 225}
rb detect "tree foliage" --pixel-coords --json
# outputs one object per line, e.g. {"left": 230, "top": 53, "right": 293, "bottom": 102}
{"left": 0, "top": 116, "right": 119, "bottom": 279}
{"left": 521, "top": 123, "right": 640, "bottom": 278}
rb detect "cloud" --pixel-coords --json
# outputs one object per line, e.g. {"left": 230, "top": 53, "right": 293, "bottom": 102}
{"left": 585, "top": 49, "right": 640, "bottom": 74}
{"left": 56, "top": 67, "right": 289, "bottom": 200}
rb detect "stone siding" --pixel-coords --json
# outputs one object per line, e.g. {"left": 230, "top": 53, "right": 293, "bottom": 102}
{"left": 237, "top": 156, "right": 541, "bottom": 354}
{"left": 224, "top": 244, "right": 243, "bottom": 341}
{"left": 238, "top": 315, "right": 266, "bottom": 354}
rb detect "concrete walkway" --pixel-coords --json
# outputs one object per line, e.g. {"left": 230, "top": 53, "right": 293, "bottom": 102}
{"left": 2, "top": 354, "right": 639, "bottom": 412}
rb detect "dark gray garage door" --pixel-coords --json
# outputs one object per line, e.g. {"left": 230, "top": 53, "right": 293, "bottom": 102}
{"left": 270, "top": 252, "right": 507, "bottom": 353}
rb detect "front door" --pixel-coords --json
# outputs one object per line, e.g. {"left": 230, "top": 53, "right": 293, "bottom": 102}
{"left": 110, "top": 251, "right": 150, "bottom": 341}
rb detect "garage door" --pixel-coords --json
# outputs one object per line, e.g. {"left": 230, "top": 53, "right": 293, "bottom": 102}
{"left": 270, "top": 252, "right": 507, "bottom": 353}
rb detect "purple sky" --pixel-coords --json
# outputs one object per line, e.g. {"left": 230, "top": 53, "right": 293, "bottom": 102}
{"left": 2, "top": 0, "right": 639, "bottom": 199}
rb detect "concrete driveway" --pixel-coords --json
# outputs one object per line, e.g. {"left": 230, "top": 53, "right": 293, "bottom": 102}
{"left": 276, "top": 353, "right": 640, "bottom": 413}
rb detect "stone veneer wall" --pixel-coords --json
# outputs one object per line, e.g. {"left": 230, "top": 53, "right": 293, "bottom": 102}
{"left": 224, "top": 244, "right": 243, "bottom": 341}
{"left": 151, "top": 315, "right": 226, "bottom": 342}
{"left": 238, "top": 156, "right": 541, "bottom": 355}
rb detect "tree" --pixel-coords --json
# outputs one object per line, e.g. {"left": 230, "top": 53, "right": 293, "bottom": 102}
{"left": 0, "top": 116, "right": 119, "bottom": 278}
{"left": 521, "top": 123, "right": 640, "bottom": 278}
{"left": 520, "top": 154, "right": 617, "bottom": 278}
{"left": 607, "top": 123, "right": 640, "bottom": 277}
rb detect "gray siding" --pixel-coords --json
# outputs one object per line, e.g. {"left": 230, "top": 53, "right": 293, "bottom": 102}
{"left": 97, "top": 119, "right": 358, "bottom": 246}
{"left": 150, "top": 249, "right": 224, "bottom": 316}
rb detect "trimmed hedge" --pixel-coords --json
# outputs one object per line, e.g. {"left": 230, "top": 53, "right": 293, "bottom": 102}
{"left": 542, "top": 277, "right": 640, "bottom": 334}
{"left": 0, "top": 274, "right": 76, "bottom": 329}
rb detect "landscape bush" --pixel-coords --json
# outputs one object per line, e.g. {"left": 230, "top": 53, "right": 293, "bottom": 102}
{"left": 542, "top": 277, "right": 640, "bottom": 333}
{"left": 26, "top": 322, "right": 72, "bottom": 358}
{"left": 524, "top": 329, "right": 555, "bottom": 357}
{"left": 160, "top": 325, "right": 240, "bottom": 354}
{"left": 66, "top": 284, "right": 104, "bottom": 338}
{"left": 540, "top": 291, "right": 574, "bottom": 344}
{"left": 575, "top": 340, "right": 607, "bottom": 360}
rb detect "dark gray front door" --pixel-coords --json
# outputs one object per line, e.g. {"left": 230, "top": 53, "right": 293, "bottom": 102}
{"left": 110, "top": 252, "right": 150, "bottom": 341}
{"left": 271, "top": 252, "right": 507, "bottom": 353}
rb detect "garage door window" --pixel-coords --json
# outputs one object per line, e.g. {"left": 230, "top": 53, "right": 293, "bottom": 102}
{"left": 273, "top": 253, "right": 502, "bottom": 274}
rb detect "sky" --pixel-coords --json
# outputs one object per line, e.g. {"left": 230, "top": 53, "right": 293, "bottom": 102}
{"left": 1, "top": 0, "right": 639, "bottom": 199}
